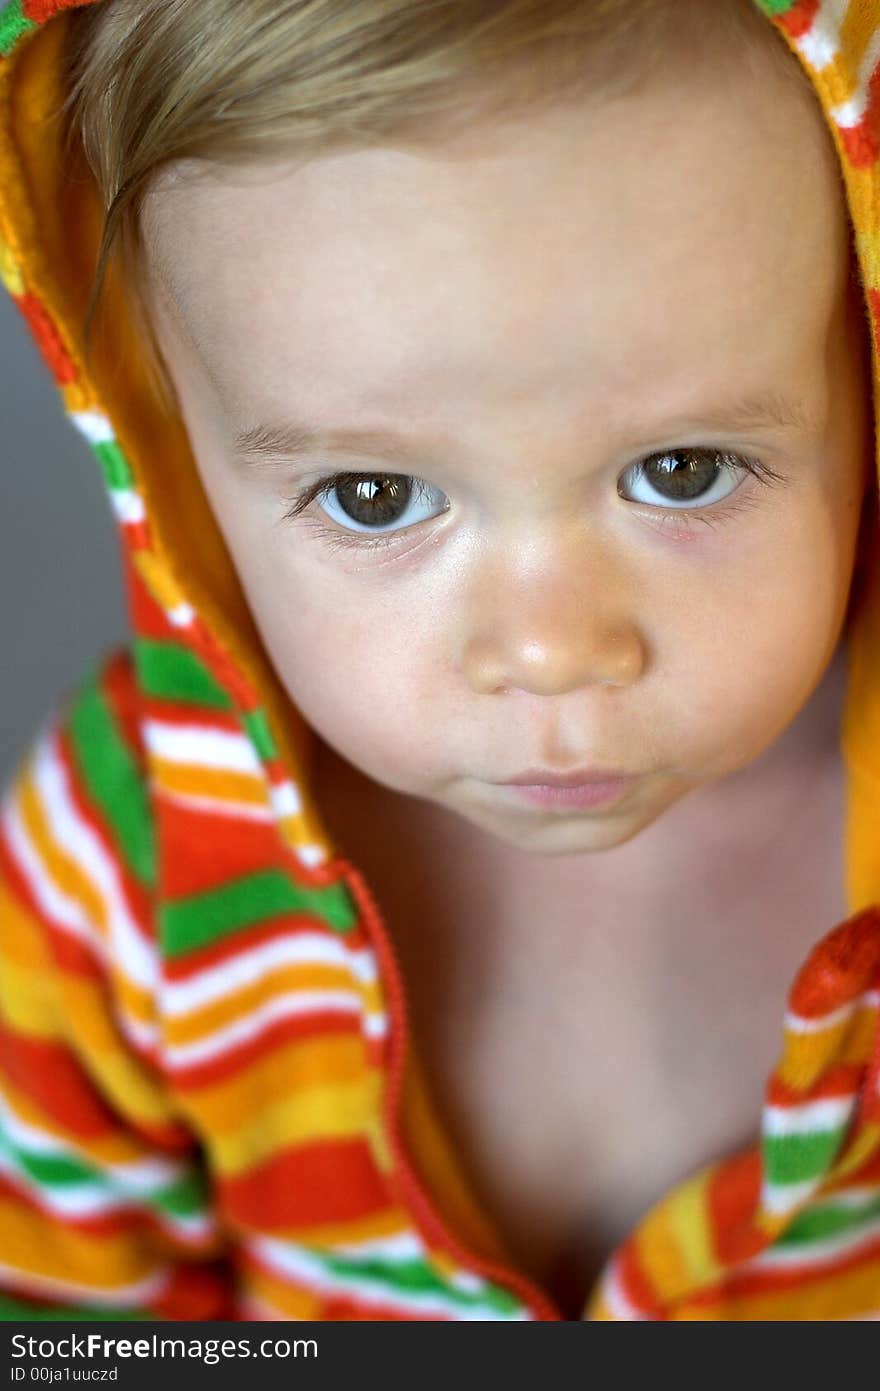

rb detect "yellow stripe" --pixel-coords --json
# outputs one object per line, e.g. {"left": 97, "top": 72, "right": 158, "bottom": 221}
{"left": 671, "top": 1253, "right": 880, "bottom": 1320}
{"left": 18, "top": 770, "right": 108, "bottom": 947}
{"left": 152, "top": 758, "right": 269, "bottom": 808}
{"left": 174, "top": 1033, "right": 373, "bottom": 1131}
{"left": 636, "top": 1167, "right": 724, "bottom": 1302}
{"left": 205, "top": 1074, "right": 385, "bottom": 1176}
{"left": 0, "top": 1193, "right": 162, "bottom": 1289}
{"left": 133, "top": 551, "right": 186, "bottom": 612}
{"left": 240, "top": 1262, "right": 322, "bottom": 1319}
{"left": 0, "top": 232, "right": 24, "bottom": 296}
{"left": 274, "top": 1207, "right": 412, "bottom": 1249}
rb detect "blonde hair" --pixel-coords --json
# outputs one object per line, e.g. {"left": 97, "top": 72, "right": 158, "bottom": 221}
{"left": 60, "top": 0, "right": 801, "bottom": 415}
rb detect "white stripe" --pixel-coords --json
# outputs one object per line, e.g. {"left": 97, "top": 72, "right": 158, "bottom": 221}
{"left": 761, "top": 1177, "right": 824, "bottom": 1216}
{"left": 161, "top": 932, "right": 379, "bottom": 1015}
{"left": 68, "top": 409, "right": 115, "bottom": 446}
{"left": 363, "top": 1011, "right": 388, "bottom": 1040}
{"left": 167, "top": 602, "right": 196, "bottom": 629}
{"left": 763, "top": 1095, "right": 854, "bottom": 1137}
{"left": 249, "top": 1237, "right": 529, "bottom": 1321}
{"left": 2, "top": 792, "right": 104, "bottom": 961}
{"left": 328, "top": 1231, "right": 426, "bottom": 1263}
{"left": 831, "top": 27, "right": 880, "bottom": 126}
{"left": 109, "top": 489, "right": 146, "bottom": 526}
{"left": 269, "top": 779, "right": 303, "bottom": 818}
{"left": 784, "top": 986, "right": 879, "bottom": 1035}
{"left": 0, "top": 1145, "right": 213, "bottom": 1241}
{"left": 597, "top": 1256, "right": 651, "bottom": 1321}
{"left": 164, "top": 989, "right": 372, "bottom": 1069}
{"left": 32, "top": 732, "right": 158, "bottom": 996}
{"left": 143, "top": 720, "right": 265, "bottom": 776}
{"left": 295, "top": 842, "right": 329, "bottom": 868}
{"left": 795, "top": 0, "right": 848, "bottom": 71}
{"left": 808, "top": 1186, "right": 880, "bottom": 1213}
{"left": 155, "top": 786, "right": 274, "bottom": 823}
{"left": 0, "top": 1261, "right": 171, "bottom": 1309}
{"left": 746, "top": 1213, "right": 880, "bottom": 1271}
{"left": 0, "top": 1089, "right": 185, "bottom": 1193}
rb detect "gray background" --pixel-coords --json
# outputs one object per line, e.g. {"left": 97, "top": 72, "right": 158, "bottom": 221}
{"left": 1, "top": 290, "right": 127, "bottom": 785}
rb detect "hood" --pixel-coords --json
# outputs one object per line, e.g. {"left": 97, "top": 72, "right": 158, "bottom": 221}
{"left": 2, "top": 0, "right": 880, "bottom": 1322}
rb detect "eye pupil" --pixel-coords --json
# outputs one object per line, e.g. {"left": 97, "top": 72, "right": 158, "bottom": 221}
{"left": 336, "top": 474, "right": 412, "bottom": 526}
{"left": 646, "top": 449, "right": 717, "bottom": 501}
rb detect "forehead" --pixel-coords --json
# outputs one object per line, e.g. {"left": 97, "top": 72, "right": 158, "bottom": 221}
{"left": 141, "top": 32, "right": 850, "bottom": 432}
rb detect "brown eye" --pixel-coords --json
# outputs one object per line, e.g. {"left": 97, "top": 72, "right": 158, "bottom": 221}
{"left": 621, "top": 448, "right": 749, "bottom": 510}
{"left": 642, "top": 450, "right": 722, "bottom": 501}
{"left": 333, "top": 474, "right": 412, "bottom": 526}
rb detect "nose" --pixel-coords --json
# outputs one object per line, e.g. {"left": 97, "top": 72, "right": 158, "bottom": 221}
{"left": 459, "top": 546, "right": 648, "bottom": 697}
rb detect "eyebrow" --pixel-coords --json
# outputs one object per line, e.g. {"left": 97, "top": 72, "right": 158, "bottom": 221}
{"left": 232, "top": 420, "right": 429, "bottom": 469}
{"left": 231, "top": 389, "right": 813, "bottom": 469}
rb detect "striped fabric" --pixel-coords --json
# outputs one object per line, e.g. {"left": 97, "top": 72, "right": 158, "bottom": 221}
{"left": 0, "top": 0, "right": 879, "bottom": 1320}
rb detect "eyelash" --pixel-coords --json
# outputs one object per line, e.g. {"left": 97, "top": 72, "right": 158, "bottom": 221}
{"left": 279, "top": 450, "right": 788, "bottom": 553}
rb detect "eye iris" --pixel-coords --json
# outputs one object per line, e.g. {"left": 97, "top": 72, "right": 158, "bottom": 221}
{"left": 335, "top": 474, "right": 411, "bottom": 526}
{"left": 646, "top": 450, "right": 718, "bottom": 501}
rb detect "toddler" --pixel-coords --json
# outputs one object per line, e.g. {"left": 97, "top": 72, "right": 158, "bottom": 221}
{"left": 1, "top": 0, "right": 879, "bottom": 1320}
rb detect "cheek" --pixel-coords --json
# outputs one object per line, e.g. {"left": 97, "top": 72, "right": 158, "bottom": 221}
{"left": 664, "top": 498, "right": 854, "bottom": 771}
{"left": 238, "top": 556, "right": 443, "bottom": 787}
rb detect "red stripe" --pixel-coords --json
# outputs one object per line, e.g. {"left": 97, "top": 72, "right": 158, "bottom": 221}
{"left": 23, "top": 0, "right": 94, "bottom": 22}
{"left": 788, "top": 910, "right": 880, "bottom": 1018}
{"left": 614, "top": 1240, "right": 667, "bottom": 1319}
{"left": 838, "top": 58, "right": 880, "bottom": 172}
{"left": 705, "top": 1150, "right": 766, "bottom": 1266}
{"left": 0, "top": 1020, "right": 124, "bottom": 1140}
{"left": 100, "top": 651, "right": 149, "bottom": 777}
{"left": 765, "top": 1062, "right": 865, "bottom": 1107}
{"left": 156, "top": 800, "right": 285, "bottom": 899}
{"left": 140, "top": 697, "right": 245, "bottom": 736}
{"left": 15, "top": 293, "right": 78, "bottom": 385}
{"left": 775, "top": 0, "right": 821, "bottom": 42}
{"left": 166, "top": 1010, "right": 367, "bottom": 1092}
{"left": 126, "top": 550, "right": 178, "bottom": 643}
{"left": 149, "top": 1262, "right": 236, "bottom": 1321}
{"left": 0, "top": 1171, "right": 215, "bottom": 1252}
{"left": 219, "top": 1138, "right": 390, "bottom": 1228}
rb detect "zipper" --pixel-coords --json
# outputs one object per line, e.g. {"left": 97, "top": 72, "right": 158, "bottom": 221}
{"left": 333, "top": 854, "right": 564, "bottom": 1323}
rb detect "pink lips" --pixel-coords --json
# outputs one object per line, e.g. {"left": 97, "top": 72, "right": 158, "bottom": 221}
{"left": 493, "top": 767, "right": 636, "bottom": 811}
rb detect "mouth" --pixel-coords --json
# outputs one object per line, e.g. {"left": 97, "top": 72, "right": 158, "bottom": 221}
{"left": 493, "top": 773, "right": 637, "bottom": 812}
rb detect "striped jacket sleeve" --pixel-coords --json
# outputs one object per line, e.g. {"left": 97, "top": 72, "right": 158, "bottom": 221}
{"left": 0, "top": 648, "right": 233, "bottom": 1319}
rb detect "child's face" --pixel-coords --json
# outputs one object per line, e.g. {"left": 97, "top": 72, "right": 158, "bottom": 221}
{"left": 142, "top": 33, "right": 871, "bottom": 858}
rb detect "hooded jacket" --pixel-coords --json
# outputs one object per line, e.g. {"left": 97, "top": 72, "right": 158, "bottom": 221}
{"left": 1, "top": 0, "right": 880, "bottom": 1323}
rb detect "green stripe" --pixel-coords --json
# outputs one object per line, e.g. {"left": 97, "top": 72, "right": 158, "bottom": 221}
{"left": 775, "top": 1194, "right": 880, "bottom": 1246}
{"left": 0, "top": 1, "right": 34, "bottom": 59}
{"left": 0, "top": 1122, "right": 209, "bottom": 1222}
{"left": 317, "top": 1249, "right": 521, "bottom": 1316}
{"left": 244, "top": 707, "right": 278, "bottom": 762}
{"left": 68, "top": 677, "right": 156, "bottom": 888}
{"left": 763, "top": 1128, "right": 847, "bottom": 1187}
{"left": 94, "top": 439, "right": 135, "bottom": 493}
{"left": 752, "top": 0, "right": 800, "bottom": 17}
{"left": 161, "top": 867, "right": 358, "bottom": 955}
{"left": 0, "top": 1293, "right": 151, "bottom": 1321}
{"left": 134, "top": 638, "right": 232, "bottom": 710}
